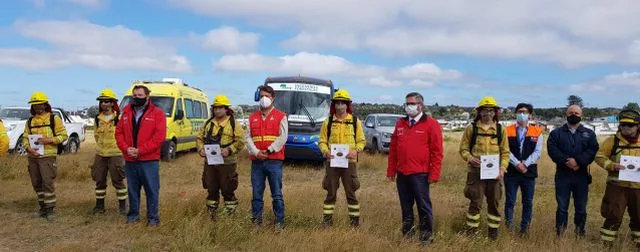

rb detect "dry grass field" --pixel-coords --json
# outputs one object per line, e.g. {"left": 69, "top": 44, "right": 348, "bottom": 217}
{"left": 0, "top": 131, "right": 632, "bottom": 251}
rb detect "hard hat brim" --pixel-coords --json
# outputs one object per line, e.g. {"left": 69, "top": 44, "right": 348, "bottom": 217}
{"left": 620, "top": 118, "right": 639, "bottom": 124}
{"left": 29, "top": 100, "right": 48, "bottom": 105}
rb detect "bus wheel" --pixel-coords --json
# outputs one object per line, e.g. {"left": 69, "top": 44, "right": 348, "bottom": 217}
{"left": 162, "top": 141, "right": 177, "bottom": 161}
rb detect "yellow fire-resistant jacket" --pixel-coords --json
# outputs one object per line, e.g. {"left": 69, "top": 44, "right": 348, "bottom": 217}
{"left": 459, "top": 122, "right": 510, "bottom": 172}
{"left": 22, "top": 112, "right": 68, "bottom": 158}
{"left": 197, "top": 116, "right": 245, "bottom": 164}
{"left": 595, "top": 132, "right": 640, "bottom": 189}
{"left": 94, "top": 112, "right": 122, "bottom": 157}
{"left": 318, "top": 114, "right": 366, "bottom": 163}
{"left": 0, "top": 120, "right": 9, "bottom": 156}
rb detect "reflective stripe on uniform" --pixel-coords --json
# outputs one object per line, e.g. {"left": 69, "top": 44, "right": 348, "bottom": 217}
{"left": 252, "top": 136, "right": 278, "bottom": 142}
{"left": 37, "top": 191, "right": 45, "bottom": 201}
{"left": 600, "top": 228, "right": 617, "bottom": 242}
{"left": 323, "top": 204, "right": 335, "bottom": 215}
{"left": 487, "top": 214, "right": 501, "bottom": 228}
{"left": 348, "top": 204, "right": 360, "bottom": 216}
{"left": 206, "top": 200, "right": 218, "bottom": 207}
{"left": 96, "top": 189, "right": 107, "bottom": 199}
{"left": 466, "top": 213, "right": 481, "bottom": 228}
{"left": 632, "top": 231, "right": 640, "bottom": 237}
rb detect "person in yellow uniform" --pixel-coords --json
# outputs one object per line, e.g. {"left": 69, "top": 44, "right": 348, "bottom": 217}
{"left": 91, "top": 89, "right": 128, "bottom": 215}
{"left": 318, "top": 89, "right": 366, "bottom": 228}
{"left": 197, "top": 95, "right": 245, "bottom": 220}
{"left": 595, "top": 109, "right": 640, "bottom": 248}
{"left": 22, "top": 91, "right": 68, "bottom": 222}
{"left": 458, "top": 96, "right": 510, "bottom": 240}
{"left": 0, "top": 119, "right": 8, "bottom": 156}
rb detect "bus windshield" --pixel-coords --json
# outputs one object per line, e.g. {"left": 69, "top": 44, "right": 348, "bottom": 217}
{"left": 272, "top": 91, "right": 330, "bottom": 122}
{"left": 120, "top": 96, "right": 175, "bottom": 117}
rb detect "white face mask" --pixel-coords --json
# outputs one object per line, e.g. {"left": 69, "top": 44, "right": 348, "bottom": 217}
{"left": 405, "top": 105, "right": 419, "bottom": 117}
{"left": 259, "top": 96, "right": 272, "bottom": 108}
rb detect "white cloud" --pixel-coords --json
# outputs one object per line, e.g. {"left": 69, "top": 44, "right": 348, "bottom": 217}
{"left": 281, "top": 31, "right": 358, "bottom": 50}
{"left": 31, "top": 0, "right": 107, "bottom": 8}
{"left": 0, "top": 20, "right": 190, "bottom": 72}
{"left": 214, "top": 52, "right": 461, "bottom": 87}
{"left": 200, "top": 26, "right": 260, "bottom": 53}
{"left": 568, "top": 71, "right": 640, "bottom": 93}
{"left": 377, "top": 95, "right": 394, "bottom": 102}
{"left": 171, "top": 0, "right": 640, "bottom": 67}
{"left": 408, "top": 80, "right": 436, "bottom": 88}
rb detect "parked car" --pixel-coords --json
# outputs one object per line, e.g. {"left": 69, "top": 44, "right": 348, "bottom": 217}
{"left": 0, "top": 106, "right": 86, "bottom": 156}
{"left": 363, "top": 113, "right": 404, "bottom": 153}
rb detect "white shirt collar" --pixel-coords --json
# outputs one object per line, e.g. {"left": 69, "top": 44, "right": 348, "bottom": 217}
{"left": 410, "top": 113, "right": 423, "bottom": 122}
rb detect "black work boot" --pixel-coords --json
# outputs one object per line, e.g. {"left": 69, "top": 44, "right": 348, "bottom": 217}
{"left": 349, "top": 216, "right": 360, "bottom": 228}
{"left": 118, "top": 200, "right": 127, "bottom": 215}
{"left": 92, "top": 198, "right": 106, "bottom": 215}
{"left": 488, "top": 227, "right": 499, "bottom": 241}
{"left": 321, "top": 214, "right": 333, "bottom": 228}
{"left": 207, "top": 206, "right": 217, "bottom": 221}
{"left": 37, "top": 202, "right": 46, "bottom": 218}
{"left": 45, "top": 207, "right": 56, "bottom": 222}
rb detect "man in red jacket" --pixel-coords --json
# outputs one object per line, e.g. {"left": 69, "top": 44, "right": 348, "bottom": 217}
{"left": 115, "top": 85, "right": 166, "bottom": 227}
{"left": 387, "top": 92, "right": 443, "bottom": 245}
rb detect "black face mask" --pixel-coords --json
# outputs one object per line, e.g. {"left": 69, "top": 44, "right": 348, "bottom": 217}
{"left": 133, "top": 97, "right": 147, "bottom": 107}
{"left": 567, "top": 114, "right": 581, "bottom": 125}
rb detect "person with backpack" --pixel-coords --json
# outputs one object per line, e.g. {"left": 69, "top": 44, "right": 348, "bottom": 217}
{"left": 245, "top": 85, "right": 288, "bottom": 231}
{"left": 547, "top": 105, "right": 598, "bottom": 238}
{"left": 387, "top": 92, "right": 443, "bottom": 245}
{"left": 504, "top": 103, "right": 543, "bottom": 237}
{"left": 458, "top": 96, "right": 510, "bottom": 240}
{"left": 318, "top": 89, "right": 366, "bottom": 228}
{"left": 91, "top": 89, "right": 127, "bottom": 215}
{"left": 22, "top": 91, "right": 68, "bottom": 222}
{"left": 595, "top": 109, "right": 640, "bottom": 248}
{"left": 197, "top": 94, "right": 245, "bottom": 220}
{"left": 0, "top": 119, "right": 8, "bottom": 156}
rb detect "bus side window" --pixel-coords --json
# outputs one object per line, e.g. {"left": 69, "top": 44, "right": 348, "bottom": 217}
{"left": 185, "top": 99, "right": 195, "bottom": 119}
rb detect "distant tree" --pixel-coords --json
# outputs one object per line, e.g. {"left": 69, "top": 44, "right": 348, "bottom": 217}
{"left": 434, "top": 102, "right": 439, "bottom": 107}
{"left": 623, "top": 102, "right": 640, "bottom": 111}
{"left": 567, "top": 95, "right": 584, "bottom": 107}
{"left": 86, "top": 105, "right": 99, "bottom": 118}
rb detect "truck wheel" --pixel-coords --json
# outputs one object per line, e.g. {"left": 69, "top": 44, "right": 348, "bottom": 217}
{"left": 67, "top": 136, "right": 80, "bottom": 153}
{"left": 13, "top": 136, "right": 28, "bottom": 156}
{"left": 162, "top": 141, "right": 177, "bottom": 161}
{"left": 371, "top": 138, "right": 379, "bottom": 153}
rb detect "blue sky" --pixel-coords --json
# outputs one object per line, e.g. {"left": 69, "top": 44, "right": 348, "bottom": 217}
{"left": 1, "top": 0, "right": 639, "bottom": 110}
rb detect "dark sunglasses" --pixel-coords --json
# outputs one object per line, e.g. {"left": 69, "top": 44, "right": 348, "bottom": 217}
{"left": 620, "top": 123, "right": 639, "bottom": 128}
{"left": 99, "top": 100, "right": 114, "bottom": 104}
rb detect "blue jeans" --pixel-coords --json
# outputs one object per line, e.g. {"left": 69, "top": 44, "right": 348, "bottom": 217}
{"left": 125, "top": 161, "right": 160, "bottom": 225}
{"left": 555, "top": 172, "right": 589, "bottom": 235}
{"left": 504, "top": 175, "right": 536, "bottom": 232}
{"left": 251, "top": 160, "right": 285, "bottom": 224}
{"left": 396, "top": 173, "right": 433, "bottom": 235}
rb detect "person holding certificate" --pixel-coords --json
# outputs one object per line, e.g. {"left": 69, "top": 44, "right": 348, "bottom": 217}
{"left": 22, "top": 91, "right": 69, "bottom": 222}
{"left": 387, "top": 92, "right": 443, "bottom": 245}
{"left": 458, "top": 96, "right": 509, "bottom": 240}
{"left": 318, "top": 89, "right": 366, "bottom": 228}
{"left": 197, "top": 94, "right": 245, "bottom": 220}
{"left": 547, "top": 105, "right": 598, "bottom": 238}
{"left": 594, "top": 109, "right": 640, "bottom": 248}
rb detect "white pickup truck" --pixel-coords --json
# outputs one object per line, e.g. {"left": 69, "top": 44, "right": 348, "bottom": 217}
{"left": 0, "top": 106, "right": 86, "bottom": 155}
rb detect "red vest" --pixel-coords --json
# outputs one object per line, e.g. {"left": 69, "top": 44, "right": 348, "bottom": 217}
{"left": 249, "top": 108, "right": 286, "bottom": 160}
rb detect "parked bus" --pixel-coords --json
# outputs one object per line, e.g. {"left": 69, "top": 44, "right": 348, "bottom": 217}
{"left": 254, "top": 76, "right": 334, "bottom": 161}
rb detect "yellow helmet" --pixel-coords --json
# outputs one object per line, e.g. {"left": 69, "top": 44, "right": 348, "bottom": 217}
{"left": 477, "top": 96, "right": 499, "bottom": 109}
{"left": 332, "top": 89, "right": 352, "bottom": 102}
{"left": 97, "top": 88, "right": 118, "bottom": 101}
{"left": 28, "top": 91, "right": 49, "bottom": 105}
{"left": 213, "top": 94, "right": 231, "bottom": 107}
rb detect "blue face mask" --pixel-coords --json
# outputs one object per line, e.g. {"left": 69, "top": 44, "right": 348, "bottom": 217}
{"left": 516, "top": 113, "right": 529, "bottom": 123}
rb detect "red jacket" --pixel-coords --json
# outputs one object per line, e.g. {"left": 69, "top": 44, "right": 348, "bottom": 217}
{"left": 115, "top": 103, "right": 167, "bottom": 162}
{"left": 387, "top": 113, "right": 444, "bottom": 182}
